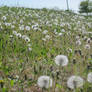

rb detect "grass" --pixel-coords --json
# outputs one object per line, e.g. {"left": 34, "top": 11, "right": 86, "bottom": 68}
{"left": 0, "top": 6, "right": 92, "bottom": 92}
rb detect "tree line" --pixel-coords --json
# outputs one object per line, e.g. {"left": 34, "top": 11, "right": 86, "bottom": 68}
{"left": 66, "top": 0, "right": 92, "bottom": 15}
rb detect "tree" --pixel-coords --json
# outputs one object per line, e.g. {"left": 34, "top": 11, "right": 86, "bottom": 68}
{"left": 79, "top": 0, "right": 92, "bottom": 15}
{"left": 88, "top": 0, "right": 92, "bottom": 12}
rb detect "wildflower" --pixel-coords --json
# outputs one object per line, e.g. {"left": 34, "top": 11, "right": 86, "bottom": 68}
{"left": 20, "top": 19, "right": 23, "bottom": 24}
{"left": 87, "top": 38, "right": 91, "bottom": 43}
{"left": 22, "top": 35, "right": 27, "bottom": 39}
{"left": 83, "top": 36, "right": 87, "bottom": 41}
{"left": 0, "top": 77, "right": 4, "bottom": 83}
{"left": 37, "top": 76, "right": 53, "bottom": 88}
{"left": 67, "top": 75, "right": 84, "bottom": 89}
{"left": 22, "top": 35, "right": 30, "bottom": 42}
{"left": 54, "top": 29, "right": 57, "bottom": 33}
{"left": 42, "top": 30, "right": 48, "bottom": 34}
{"left": 61, "top": 29, "right": 65, "bottom": 32}
{"left": 87, "top": 72, "right": 92, "bottom": 83}
{"left": 42, "top": 38, "right": 46, "bottom": 41}
{"left": 55, "top": 55, "right": 68, "bottom": 66}
{"left": 76, "top": 40, "right": 81, "bottom": 45}
{"left": 54, "top": 31, "right": 58, "bottom": 35}
{"left": 13, "top": 31, "right": 17, "bottom": 35}
{"left": 2, "top": 16, "right": 7, "bottom": 20}
{"left": 67, "top": 31, "right": 71, "bottom": 35}
{"left": 28, "top": 47, "right": 32, "bottom": 51}
{"left": 25, "top": 26, "right": 30, "bottom": 31}
{"left": 45, "top": 35, "right": 50, "bottom": 40}
{"left": 5, "top": 22, "right": 11, "bottom": 26}
{"left": 16, "top": 33, "right": 22, "bottom": 38}
{"left": 0, "top": 77, "right": 4, "bottom": 88}
{"left": 27, "top": 44, "right": 32, "bottom": 47}
{"left": 11, "top": 25, "right": 15, "bottom": 29}
{"left": 58, "top": 33, "right": 63, "bottom": 36}
{"left": 15, "top": 75, "right": 19, "bottom": 81}
{"left": 67, "top": 48, "right": 72, "bottom": 53}
{"left": 19, "top": 25, "right": 24, "bottom": 30}
{"left": 76, "top": 36, "right": 80, "bottom": 40}
{"left": 24, "top": 37, "right": 30, "bottom": 42}
{"left": 85, "top": 44, "right": 90, "bottom": 50}
{"left": 9, "top": 35, "right": 13, "bottom": 38}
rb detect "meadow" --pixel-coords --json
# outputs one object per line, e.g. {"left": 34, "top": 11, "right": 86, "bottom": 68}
{"left": 0, "top": 6, "right": 92, "bottom": 92}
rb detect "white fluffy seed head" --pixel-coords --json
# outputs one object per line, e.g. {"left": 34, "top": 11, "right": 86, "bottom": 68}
{"left": 83, "top": 36, "right": 87, "bottom": 41}
{"left": 76, "top": 36, "right": 80, "bottom": 40}
{"left": 58, "top": 33, "right": 63, "bottom": 36}
{"left": 19, "top": 25, "right": 24, "bottom": 30}
{"left": 76, "top": 40, "right": 81, "bottom": 46}
{"left": 45, "top": 35, "right": 50, "bottom": 40}
{"left": 87, "top": 72, "right": 92, "bottom": 83}
{"left": 37, "top": 76, "right": 53, "bottom": 89}
{"left": 42, "top": 30, "right": 48, "bottom": 34}
{"left": 28, "top": 47, "right": 32, "bottom": 51}
{"left": 22, "top": 35, "right": 30, "bottom": 42}
{"left": 61, "top": 29, "right": 65, "bottom": 32}
{"left": 25, "top": 26, "right": 30, "bottom": 31}
{"left": 42, "top": 38, "right": 46, "bottom": 41}
{"left": 16, "top": 33, "right": 22, "bottom": 38}
{"left": 13, "top": 31, "right": 17, "bottom": 35}
{"left": 85, "top": 44, "right": 90, "bottom": 50}
{"left": 9, "top": 35, "right": 13, "bottom": 38}
{"left": 87, "top": 38, "right": 91, "bottom": 43}
{"left": 2, "top": 16, "right": 7, "bottom": 20}
{"left": 55, "top": 55, "right": 68, "bottom": 66}
{"left": 67, "top": 75, "right": 84, "bottom": 89}
{"left": 24, "top": 37, "right": 30, "bottom": 42}
{"left": 22, "top": 35, "right": 27, "bottom": 39}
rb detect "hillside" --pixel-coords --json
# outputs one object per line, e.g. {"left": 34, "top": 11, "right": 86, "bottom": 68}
{"left": 0, "top": 6, "right": 92, "bottom": 92}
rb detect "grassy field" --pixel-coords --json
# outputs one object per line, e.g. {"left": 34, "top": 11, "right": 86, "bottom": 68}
{"left": 0, "top": 6, "right": 92, "bottom": 92}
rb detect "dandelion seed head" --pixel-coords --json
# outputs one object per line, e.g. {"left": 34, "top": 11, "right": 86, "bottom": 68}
{"left": 42, "top": 30, "right": 48, "bottom": 34}
{"left": 24, "top": 37, "right": 30, "bottom": 42}
{"left": 85, "top": 44, "right": 90, "bottom": 50}
{"left": 67, "top": 76, "right": 84, "bottom": 89}
{"left": 87, "top": 72, "right": 92, "bottom": 83}
{"left": 42, "top": 38, "right": 46, "bottom": 41}
{"left": 83, "top": 36, "right": 87, "bottom": 41}
{"left": 55, "top": 55, "right": 68, "bottom": 66}
{"left": 2, "top": 16, "right": 7, "bottom": 20}
{"left": 28, "top": 47, "right": 32, "bottom": 51}
{"left": 25, "top": 26, "right": 30, "bottom": 31}
{"left": 16, "top": 33, "right": 22, "bottom": 38}
{"left": 61, "top": 29, "right": 65, "bottom": 32}
{"left": 11, "top": 25, "right": 15, "bottom": 29}
{"left": 37, "top": 76, "right": 53, "bottom": 88}
{"left": 19, "top": 25, "right": 24, "bottom": 30}
{"left": 9, "top": 35, "right": 13, "bottom": 38}
{"left": 76, "top": 40, "right": 81, "bottom": 45}
{"left": 76, "top": 36, "right": 80, "bottom": 40}
{"left": 45, "top": 35, "right": 50, "bottom": 40}
{"left": 58, "top": 33, "right": 63, "bottom": 36}
{"left": 87, "top": 38, "right": 91, "bottom": 43}
{"left": 13, "top": 31, "right": 18, "bottom": 36}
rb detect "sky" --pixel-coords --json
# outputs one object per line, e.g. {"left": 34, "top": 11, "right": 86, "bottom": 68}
{"left": 0, "top": 0, "right": 84, "bottom": 12}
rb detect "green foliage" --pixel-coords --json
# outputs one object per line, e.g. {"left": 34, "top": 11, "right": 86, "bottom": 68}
{"left": 79, "top": 1, "right": 89, "bottom": 13}
{"left": 0, "top": 6, "right": 92, "bottom": 92}
{"left": 79, "top": 0, "right": 92, "bottom": 14}
{"left": 88, "top": 1, "right": 92, "bottom": 12}
{"left": 10, "top": 80, "right": 14, "bottom": 87}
